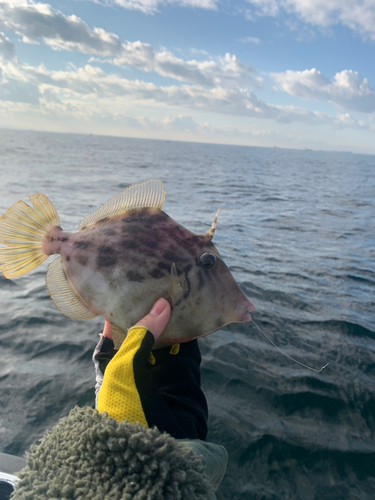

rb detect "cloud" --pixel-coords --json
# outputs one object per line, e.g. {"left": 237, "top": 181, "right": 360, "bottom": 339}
{"left": 89, "top": 0, "right": 218, "bottom": 15}
{"left": 0, "top": 0, "right": 123, "bottom": 55}
{"left": 238, "top": 36, "right": 261, "bottom": 44}
{"left": 247, "top": 0, "right": 280, "bottom": 17}
{"left": 160, "top": 115, "right": 198, "bottom": 132}
{"left": 0, "top": 58, "right": 39, "bottom": 103}
{"left": 0, "top": 32, "right": 15, "bottom": 59}
{"left": 273, "top": 68, "right": 375, "bottom": 113}
{"left": 246, "top": 0, "right": 375, "bottom": 40}
{"left": 334, "top": 113, "right": 368, "bottom": 130}
{"left": 0, "top": 2, "right": 372, "bottom": 132}
{"left": 126, "top": 114, "right": 276, "bottom": 139}
{"left": 124, "top": 114, "right": 200, "bottom": 132}
{"left": 0, "top": 1, "right": 261, "bottom": 88}
{"left": 0, "top": 59, "right": 370, "bottom": 131}
{"left": 0, "top": 76, "right": 39, "bottom": 103}
{"left": 110, "top": 44, "right": 262, "bottom": 87}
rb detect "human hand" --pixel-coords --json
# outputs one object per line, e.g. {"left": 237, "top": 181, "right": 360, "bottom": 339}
{"left": 97, "top": 298, "right": 171, "bottom": 424}
{"left": 102, "top": 298, "right": 171, "bottom": 342}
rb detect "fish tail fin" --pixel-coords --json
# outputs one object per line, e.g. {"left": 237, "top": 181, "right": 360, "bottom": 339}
{"left": 0, "top": 194, "right": 60, "bottom": 279}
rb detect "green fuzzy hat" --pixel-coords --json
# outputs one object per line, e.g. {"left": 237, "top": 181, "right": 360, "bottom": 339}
{"left": 12, "top": 406, "right": 214, "bottom": 500}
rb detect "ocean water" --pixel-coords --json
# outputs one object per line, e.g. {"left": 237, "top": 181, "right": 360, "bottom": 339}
{"left": 0, "top": 128, "right": 374, "bottom": 499}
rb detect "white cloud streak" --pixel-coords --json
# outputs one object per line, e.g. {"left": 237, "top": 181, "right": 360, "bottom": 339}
{"left": 246, "top": 0, "right": 375, "bottom": 40}
{"left": 273, "top": 68, "right": 375, "bottom": 113}
{"left": 116, "top": 114, "right": 275, "bottom": 141}
{"left": 89, "top": 0, "right": 218, "bottom": 15}
{"left": 0, "top": 31, "right": 15, "bottom": 59}
{"left": 238, "top": 36, "right": 261, "bottom": 44}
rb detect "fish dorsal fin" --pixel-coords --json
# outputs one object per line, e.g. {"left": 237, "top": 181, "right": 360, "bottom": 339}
{"left": 201, "top": 208, "right": 220, "bottom": 240}
{"left": 46, "top": 256, "right": 98, "bottom": 320}
{"left": 79, "top": 179, "right": 165, "bottom": 230}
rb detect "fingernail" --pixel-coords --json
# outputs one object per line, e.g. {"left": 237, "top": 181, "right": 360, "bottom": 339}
{"left": 150, "top": 298, "right": 168, "bottom": 316}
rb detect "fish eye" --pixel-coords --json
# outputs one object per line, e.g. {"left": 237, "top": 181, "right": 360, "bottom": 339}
{"left": 199, "top": 252, "right": 216, "bottom": 269}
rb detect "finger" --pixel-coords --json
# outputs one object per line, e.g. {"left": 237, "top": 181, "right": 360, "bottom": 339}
{"left": 102, "top": 319, "right": 112, "bottom": 340}
{"left": 136, "top": 298, "right": 171, "bottom": 341}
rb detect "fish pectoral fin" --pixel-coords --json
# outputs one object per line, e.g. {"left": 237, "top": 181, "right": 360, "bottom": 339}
{"left": 167, "top": 263, "right": 184, "bottom": 305}
{"left": 78, "top": 179, "right": 165, "bottom": 230}
{"left": 111, "top": 324, "right": 127, "bottom": 350}
{"left": 46, "top": 256, "right": 98, "bottom": 320}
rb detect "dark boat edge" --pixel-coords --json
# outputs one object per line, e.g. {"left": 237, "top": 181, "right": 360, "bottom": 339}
{"left": 0, "top": 451, "right": 26, "bottom": 475}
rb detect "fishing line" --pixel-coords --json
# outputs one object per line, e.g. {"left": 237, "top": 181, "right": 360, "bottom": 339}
{"left": 251, "top": 319, "right": 329, "bottom": 373}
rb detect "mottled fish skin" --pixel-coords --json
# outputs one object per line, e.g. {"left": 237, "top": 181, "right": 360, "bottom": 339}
{"left": 44, "top": 208, "right": 254, "bottom": 348}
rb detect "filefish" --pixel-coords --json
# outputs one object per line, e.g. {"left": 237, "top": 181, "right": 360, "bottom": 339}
{"left": 0, "top": 180, "right": 255, "bottom": 348}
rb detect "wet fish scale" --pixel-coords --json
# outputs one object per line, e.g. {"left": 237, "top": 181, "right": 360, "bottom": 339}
{"left": 0, "top": 180, "right": 255, "bottom": 349}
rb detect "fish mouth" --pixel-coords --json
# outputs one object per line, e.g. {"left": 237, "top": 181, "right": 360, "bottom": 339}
{"left": 241, "top": 311, "right": 253, "bottom": 322}
{"left": 240, "top": 299, "right": 256, "bottom": 322}
{"left": 248, "top": 300, "right": 256, "bottom": 313}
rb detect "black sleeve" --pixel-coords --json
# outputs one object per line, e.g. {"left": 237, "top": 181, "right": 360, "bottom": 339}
{"left": 95, "top": 336, "right": 117, "bottom": 374}
{"left": 94, "top": 337, "right": 208, "bottom": 441}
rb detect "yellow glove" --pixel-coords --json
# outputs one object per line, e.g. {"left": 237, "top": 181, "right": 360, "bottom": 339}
{"left": 97, "top": 325, "right": 150, "bottom": 426}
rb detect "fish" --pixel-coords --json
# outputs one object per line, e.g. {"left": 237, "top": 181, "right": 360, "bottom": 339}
{"left": 0, "top": 179, "right": 255, "bottom": 349}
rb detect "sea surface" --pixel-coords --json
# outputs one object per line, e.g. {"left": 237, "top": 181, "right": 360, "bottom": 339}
{"left": 0, "top": 128, "right": 374, "bottom": 499}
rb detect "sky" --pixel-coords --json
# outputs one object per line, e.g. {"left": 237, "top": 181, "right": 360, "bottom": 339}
{"left": 1, "top": 0, "right": 375, "bottom": 154}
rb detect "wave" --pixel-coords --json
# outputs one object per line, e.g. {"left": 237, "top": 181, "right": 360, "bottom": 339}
{"left": 232, "top": 434, "right": 375, "bottom": 500}
{"left": 297, "top": 319, "right": 374, "bottom": 339}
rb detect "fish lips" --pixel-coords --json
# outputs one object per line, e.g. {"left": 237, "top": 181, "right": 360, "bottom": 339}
{"left": 239, "top": 298, "right": 256, "bottom": 323}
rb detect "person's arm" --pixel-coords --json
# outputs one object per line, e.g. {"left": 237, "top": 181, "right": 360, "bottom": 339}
{"left": 95, "top": 298, "right": 207, "bottom": 439}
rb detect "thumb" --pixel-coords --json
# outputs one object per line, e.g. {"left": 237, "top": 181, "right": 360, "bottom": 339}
{"left": 136, "top": 298, "right": 171, "bottom": 341}
{"left": 102, "top": 319, "right": 112, "bottom": 340}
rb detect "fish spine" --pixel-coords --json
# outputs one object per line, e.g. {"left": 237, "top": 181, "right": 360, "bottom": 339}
{"left": 0, "top": 194, "right": 60, "bottom": 278}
